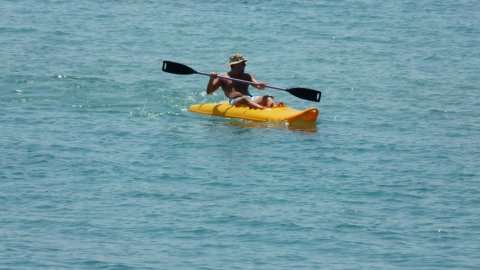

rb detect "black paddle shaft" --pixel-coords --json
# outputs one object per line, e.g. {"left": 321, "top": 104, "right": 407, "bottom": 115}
{"left": 162, "top": 61, "right": 321, "bottom": 102}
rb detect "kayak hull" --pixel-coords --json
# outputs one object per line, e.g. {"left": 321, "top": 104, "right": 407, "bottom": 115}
{"left": 189, "top": 102, "right": 319, "bottom": 124}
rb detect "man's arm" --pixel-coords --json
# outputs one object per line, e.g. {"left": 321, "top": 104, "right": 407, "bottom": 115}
{"left": 249, "top": 74, "right": 266, "bottom": 90}
{"left": 206, "top": 72, "right": 221, "bottom": 94}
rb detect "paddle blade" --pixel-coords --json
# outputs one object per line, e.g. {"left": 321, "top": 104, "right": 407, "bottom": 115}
{"left": 286, "top": 88, "right": 322, "bottom": 102}
{"left": 162, "top": 61, "right": 197, "bottom": 75}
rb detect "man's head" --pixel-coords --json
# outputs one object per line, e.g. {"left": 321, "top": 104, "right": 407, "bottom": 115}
{"left": 226, "top": 53, "right": 247, "bottom": 67}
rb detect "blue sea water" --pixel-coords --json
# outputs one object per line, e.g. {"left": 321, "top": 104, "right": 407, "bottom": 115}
{"left": 1, "top": 0, "right": 479, "bottom": 269}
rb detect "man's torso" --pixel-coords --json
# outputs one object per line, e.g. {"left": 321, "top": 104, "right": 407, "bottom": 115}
{"left": 220, "top": 72, "right": 252, "bottom": 98}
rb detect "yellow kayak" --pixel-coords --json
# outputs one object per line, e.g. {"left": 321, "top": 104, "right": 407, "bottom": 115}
{"left": 189, "top": 102, "right": 319, "bottom": 124}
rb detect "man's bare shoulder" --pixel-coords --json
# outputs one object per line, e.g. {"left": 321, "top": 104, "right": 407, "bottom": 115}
{"left": 243, "top": 73, "right": 253, "bottom": 80}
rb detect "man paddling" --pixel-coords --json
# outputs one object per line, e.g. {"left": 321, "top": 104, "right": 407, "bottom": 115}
{"left": 206, "top": 53, "right": 275, "bottom": 109}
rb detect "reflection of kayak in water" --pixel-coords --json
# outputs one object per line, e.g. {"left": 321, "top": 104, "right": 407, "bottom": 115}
{"left": 189, "top": 102, "right": 319, "bottom": 124}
